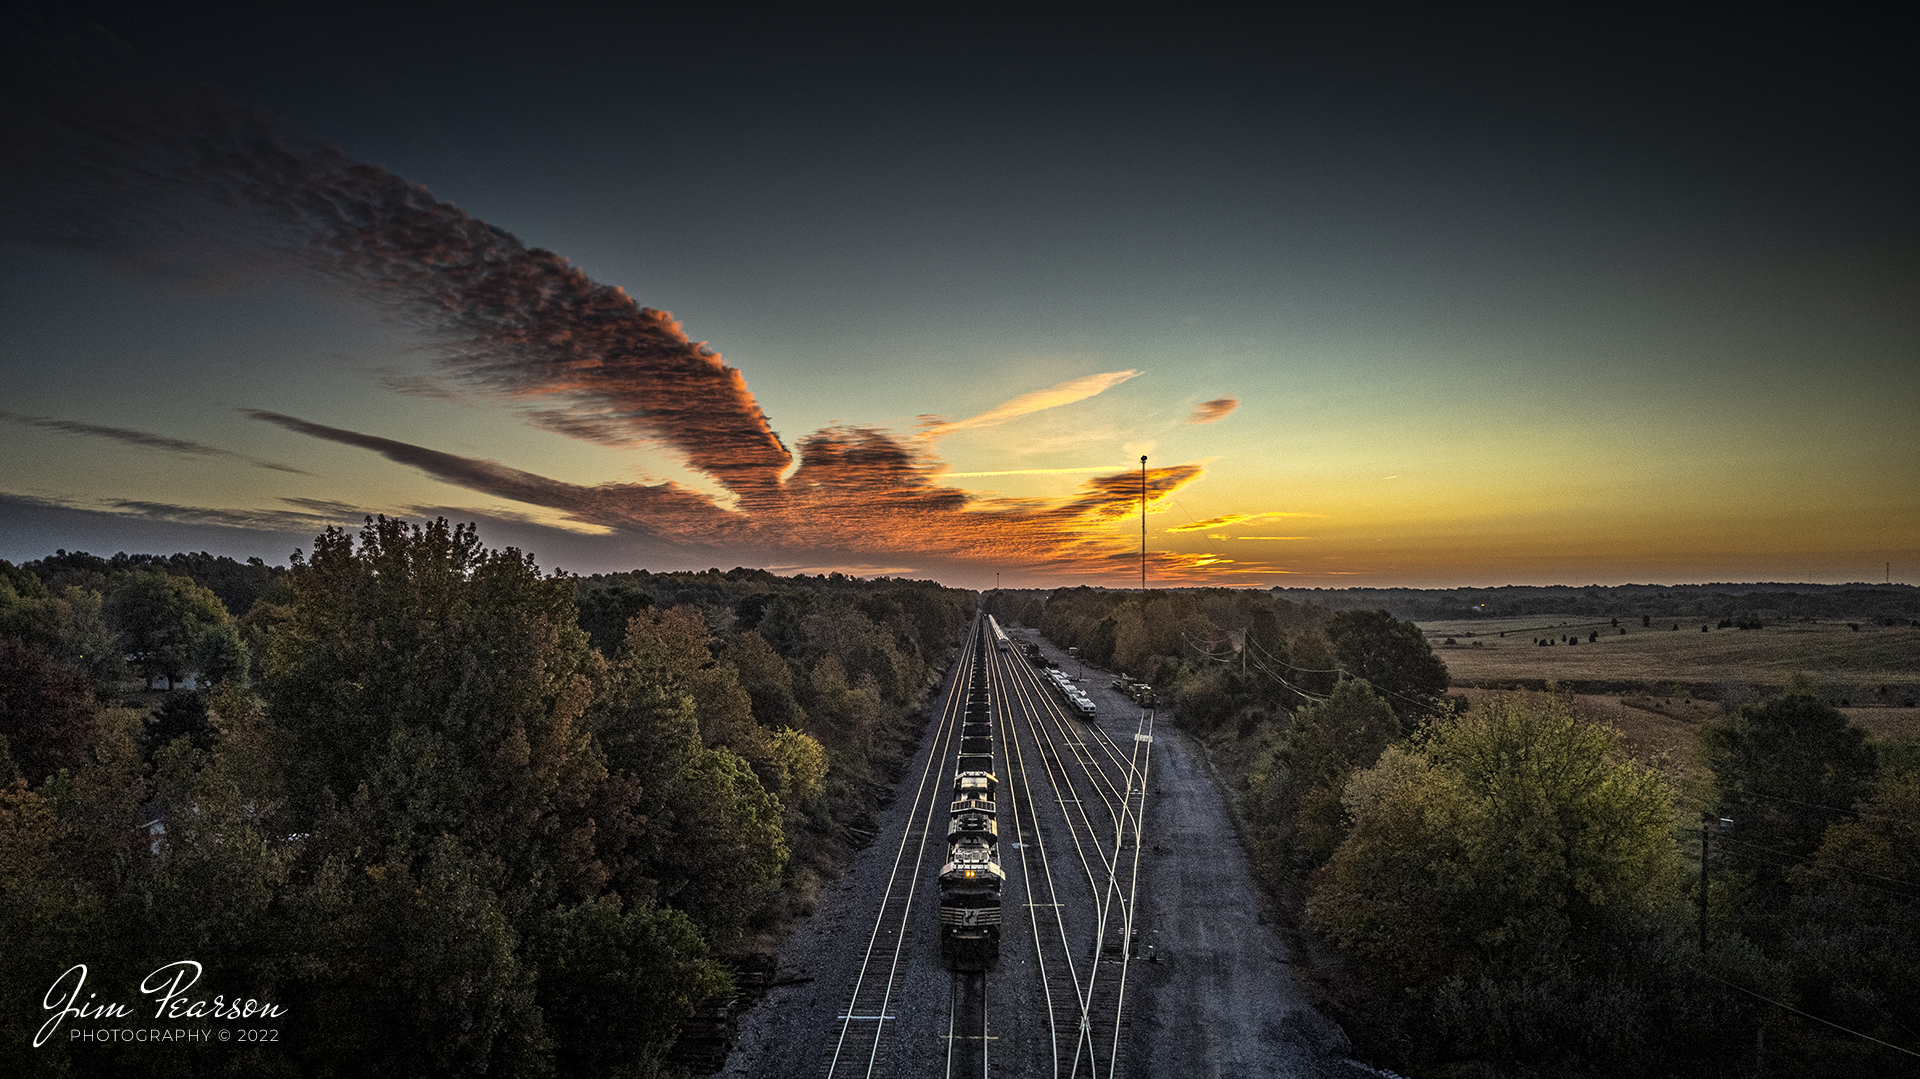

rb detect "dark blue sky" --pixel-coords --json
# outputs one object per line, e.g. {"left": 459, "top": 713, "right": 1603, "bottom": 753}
{"left": 3, "top": 5, "right": 1914, "bottom": 586}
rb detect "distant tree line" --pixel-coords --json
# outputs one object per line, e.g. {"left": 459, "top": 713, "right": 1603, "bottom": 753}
{"left": 1265, "top": 583, "right": 1920, "bottom": 625}
{"left": 997, "top": 587, "right": 1919, "bottom": 1077}
{"left": 0, "top": 520, "right": 971, "bottom": 1077}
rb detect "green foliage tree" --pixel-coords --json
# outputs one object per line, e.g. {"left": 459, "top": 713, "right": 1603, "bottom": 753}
{"left": 529, "top": 897, "right": 731, "bottom": 1079}
{"left": 107, "top": 569, "right": 232, "bottom": 689}
{"left": 595, "top": 606, "right": 792, "bottom": 937}
{"left": 1310, "top": 692, "right": 1678, "bottom": 989}
{"left": 726, "top": 629, "right": 808, "bottom": 730}
{"left": 190, "top": 618, "right": 251, "bottom": 687}
{"left": 577, "top": 583, "right": 654, "bottom": 657}
{"left": 2, "top": 562, "right": 124, "bottom": 685}
{"left": 651, "top": 746, "right": 789, "bottom": 940}
{"left": 1322, "top": 609, "right": 1450, "bottom": 719}
{"left": 1270, "top": 679, "right": 1400, "bottom": 865}
{"left": 262, "top": 517, "right": 608, "bottom": 1071}
{"left": 1703, "top": 691, "right": 1877, "bottom": 887}
{"left": 1286, "top": 630, "right": 1340, "bottom": 698}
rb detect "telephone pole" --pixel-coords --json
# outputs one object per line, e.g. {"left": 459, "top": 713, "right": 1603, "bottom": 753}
{"left": 1699, "top": 817, "right": 1709, "bottom": 952}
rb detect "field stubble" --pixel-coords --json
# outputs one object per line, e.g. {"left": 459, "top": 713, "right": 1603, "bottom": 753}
{"left": 1429, "top": 618, "right": 1920, "bottom": 798}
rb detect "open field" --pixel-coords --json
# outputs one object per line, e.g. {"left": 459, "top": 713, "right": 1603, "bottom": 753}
{"left": 1433, "top": 619, "right": 1920, "bottom": 806}
{"left": 1421, "top": 616, "right": 1920, "bottom": 700}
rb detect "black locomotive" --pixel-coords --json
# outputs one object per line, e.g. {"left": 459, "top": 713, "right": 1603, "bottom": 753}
{"left": 939, "top": 630, "right": 1003, "bottom": 970}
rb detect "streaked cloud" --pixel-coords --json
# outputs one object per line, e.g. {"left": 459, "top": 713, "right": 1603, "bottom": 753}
{"left": 0, "top": 409, "right": 311, "bottom": 474}
{"left": 0, "top": 490, "right": 353, "bottom": 533}
{"left": 12, "top": 72, "right": 1215, "bottom": 580}
{"left": 919, "top": 370, "right": 1142, "bottom": 437}
{"left": 8, "top": 79, "right": 791, "bottom": 501}
{"left": 940, "top": 466, "right": 1115, "bottom": 477}
{"left": 1165, "top": 510, "right": 1322, "bottom": 534}
{"left": 1185, "top": 398, "right": 1239, "bottom": 424}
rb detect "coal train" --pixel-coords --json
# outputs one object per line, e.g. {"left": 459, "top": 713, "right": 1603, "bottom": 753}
{"left": 939, "top": 624, "right": 1003, "bottom": 970}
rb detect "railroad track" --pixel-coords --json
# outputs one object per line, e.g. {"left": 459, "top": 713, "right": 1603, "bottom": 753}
{"left": 822, "top": 615, "right": 1154, "bottom": 1079}
{"left": 991, "top": 638, "right": 1156, "bottom": 1078}
{"left": 824, "top": 619, "right": 982, "bottom": 1078}
{"left": 944, "top": 971, "right": 989, "bottom": 1078}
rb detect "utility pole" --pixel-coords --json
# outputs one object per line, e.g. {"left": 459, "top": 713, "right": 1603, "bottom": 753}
{"left": 1699, "top": 817, "right": 1710, "bottom": 952}
{"left": 1140, "top": 455, "right": 1148, "bottom": 593}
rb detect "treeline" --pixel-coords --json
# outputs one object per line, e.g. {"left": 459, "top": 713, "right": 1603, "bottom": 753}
{"left": 990, "top": 586, "right": 1451, "bottom": 734}
{"left": 1, "top": 519, "right": 972, "bottom": 1077}
{"left": 995, "top": 587, "right": 1919, "bottom": 1077}
{"left": 1269, "top": 583, "right": 1920, "bottom": 624}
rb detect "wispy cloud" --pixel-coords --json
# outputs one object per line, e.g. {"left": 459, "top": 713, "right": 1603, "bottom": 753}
{"left": 0, "top": 490, "right": 354, "bottom": 533}
{"left": 0, "top": 409, "right": 311, "bottom": 474}
{"left": 939, "top": 466, "right": 1116, "bottom": 477}
{"left": 7, "top": 77, "right": 790, "bottom": 500}
{"left": 1164, "top": 510, "right": 1321, "bottom": 534}
{"left": 1185, "top": 398, "right": 1239, "bottom": 424}
{"left": 919, "top": 371, "right": 1142, "bottom": 437}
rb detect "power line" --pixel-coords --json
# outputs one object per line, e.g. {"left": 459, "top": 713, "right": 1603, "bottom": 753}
{"left": 1720, "top": 785, "right": 1920, "bottom": 829}
{"left": 1713, "top": 835, "right": 1920, "bottom": 891}
{"left": 1696, "top": 969, "right": 1920, "bottom": 1060}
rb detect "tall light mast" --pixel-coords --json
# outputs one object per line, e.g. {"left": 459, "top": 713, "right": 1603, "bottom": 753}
{"left": 1140, "top": 455, "right": 1148, "bottom": 593}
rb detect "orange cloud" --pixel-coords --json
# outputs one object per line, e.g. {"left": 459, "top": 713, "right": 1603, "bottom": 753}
{"left": 919, "top": 371, "right": 1141, "bottom": 436}
{"left": 1165, "top": 510, "right": 1321, "bottom": 533}
{"left": 1185, "top": 398, "right": 1239, "bottom": 424}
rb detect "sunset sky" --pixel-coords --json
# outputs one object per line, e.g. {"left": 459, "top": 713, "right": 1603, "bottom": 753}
{"left": 2, "top": 7, "right": 1914, "bottom": 590}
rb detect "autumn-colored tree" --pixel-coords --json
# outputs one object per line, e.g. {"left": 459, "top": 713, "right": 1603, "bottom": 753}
{"left": 1773, "top": 768, "right": 1920, "bottom": 1071}
{"left": 0, "top": 637, "right": 102, "bottom": 787}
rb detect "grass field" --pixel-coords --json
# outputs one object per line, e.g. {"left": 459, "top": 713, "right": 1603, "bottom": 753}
{"left": 1422, "top": 617, "right": 1920, "bottom": 697}
{"left": 1430, "top": 618, "right": 1920, "bottom": 802}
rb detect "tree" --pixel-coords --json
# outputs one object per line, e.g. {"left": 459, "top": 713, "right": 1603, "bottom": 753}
{"left": 577, "top": 583, "right": 654, "bottom": 657}
{"left": 529, "top": 897, "right": 731, "bottom": 1078}
{"left": 594, "top": 607, "right": 792, "bottom": 937}
{"left": 0, "top": 638, "right": 102, "bottom": 786}
{"left": 106, "top": 570, "right": 231, "bottom": 689}
{"left": 1310, "top": 692, "right": 1677, "bottom": 988}
{"left": 1322, "top": 609, "right": 1450, "bottom": 720}
{"left": 1703, "top": 691, "right": 1877, "bottom": 876}
{"left": 1271, "top": 679, "right": 1400, "bottom": 865}
{"left": 1777, "top": 769, "right": 1920, "bottom": 1069}
{"left": 1287, "top": 630, "right": 1340, "bottom": 698}
{"left": 262, "top": 517, "right": 608, "bottom": 1071}
{"left": 727, "top": 630, "right": 808, "bottom": 730}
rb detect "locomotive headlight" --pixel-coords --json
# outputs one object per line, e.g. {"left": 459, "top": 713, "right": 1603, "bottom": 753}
{"left": 965, "top": 870, "right": 976, "bottom": 878}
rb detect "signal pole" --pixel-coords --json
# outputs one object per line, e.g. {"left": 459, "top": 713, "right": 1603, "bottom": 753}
{"left": 1140, "top": 456, "right": 1148, "bottom": 593}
